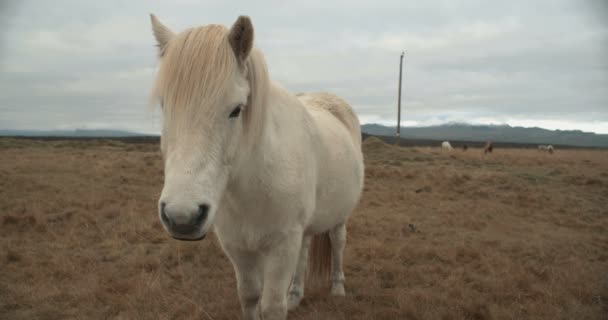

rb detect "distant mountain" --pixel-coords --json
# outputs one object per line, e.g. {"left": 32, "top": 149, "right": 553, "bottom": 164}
{"left": 361, "top": 123, "right": 608, "bottom": 148}
{"left": 3, "top": 125, "right": 608, "bottom": 148}
{"left": 0, "top": 129, "right": 151, "bottom": 137}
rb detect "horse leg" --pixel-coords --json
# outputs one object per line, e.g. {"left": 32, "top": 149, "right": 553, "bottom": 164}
{"left": 288, "top": 235, "right": 311, "bottom": 310}
{"left": 260, "top": 232, "right": 302, "bottom": 320}
{"left": 230, "top": 252, "right": 263, "bottom": 320}
{"left": 329, "top": 223, "right": 346, "bottom": 296}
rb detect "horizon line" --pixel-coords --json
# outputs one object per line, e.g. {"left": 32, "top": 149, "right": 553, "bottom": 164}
{"left": 2, "top": 121, "right": 608, "bottom": 135}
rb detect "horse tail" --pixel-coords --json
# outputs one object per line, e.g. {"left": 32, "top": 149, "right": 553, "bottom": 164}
{"left": 308, "top": 232, "right": 332, "bottom": 280}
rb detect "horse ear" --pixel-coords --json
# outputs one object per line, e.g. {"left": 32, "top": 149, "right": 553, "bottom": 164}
{"left": 150, "top": 14, "right": 174, "bottom": 56}
{"left": 228, "top": 15, "right": 254, "bottom": 63}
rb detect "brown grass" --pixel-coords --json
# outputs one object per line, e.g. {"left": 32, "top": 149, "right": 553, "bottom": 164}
{"left": 1, "top": 137, "right": 607, "bottom": 319}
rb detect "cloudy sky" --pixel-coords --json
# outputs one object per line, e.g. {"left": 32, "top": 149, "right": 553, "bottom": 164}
{"left": 1, "top": 0, "right": 607, "bottom": 134}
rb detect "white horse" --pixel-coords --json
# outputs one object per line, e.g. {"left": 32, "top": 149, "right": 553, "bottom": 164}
{"left": 538, "top": 145, "right": 555, "bottom": 153}
{"left": 149, "top": 15, "right": 364, "bottom": 320}
{"left": 441, "top": 141, "right": 453, "bottom": 151}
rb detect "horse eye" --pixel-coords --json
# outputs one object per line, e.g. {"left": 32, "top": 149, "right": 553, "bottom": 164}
{"left": 229, "top": 105, "right": 243, "bottom": 118}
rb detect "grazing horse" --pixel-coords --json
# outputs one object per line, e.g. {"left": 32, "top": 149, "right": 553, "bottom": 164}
{"left": 538, "top": 145, "right": 555, "bottom": 153}
{"left": 441, "top": 141, "right": 453, "bottom": 151}
{"left": 149, "top": 15, "right": 364, "bottom": 320}
{"left": 462, "top": 144, "right": 468, "bottom": 151}
{"left": 484, "top": 141, "right": 493, "bottom": 154}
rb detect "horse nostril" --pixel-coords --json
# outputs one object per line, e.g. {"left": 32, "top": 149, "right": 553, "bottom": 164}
{"left": 160, "top": 202, "right": 172, "bottom": 226}
{"left": 195, "top": 204, "right": 209, "bottom": 226}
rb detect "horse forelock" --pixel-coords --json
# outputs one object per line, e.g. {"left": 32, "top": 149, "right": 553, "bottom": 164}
{"left": 151, "top": 23, "right": 270, "bottom": 140}
{"left": 152, "top": 25, "right": 237, "bottom": 117}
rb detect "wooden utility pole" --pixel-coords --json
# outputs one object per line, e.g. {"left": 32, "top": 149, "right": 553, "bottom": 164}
{"left": 396, "top": 51, "right": 404, "bottom": 141}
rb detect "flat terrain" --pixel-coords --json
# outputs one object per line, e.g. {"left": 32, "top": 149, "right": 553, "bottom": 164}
{"left": 1, "top": 137, "right": 607, "bottom": 319}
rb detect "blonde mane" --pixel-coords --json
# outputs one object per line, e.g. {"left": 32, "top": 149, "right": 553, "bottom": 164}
{"left": 151, "top": 24, "right": 270, "bottom": 140}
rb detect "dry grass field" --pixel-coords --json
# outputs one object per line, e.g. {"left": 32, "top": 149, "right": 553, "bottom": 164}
{"left": 1, "top": 137, "right": 607, "bottom": 320}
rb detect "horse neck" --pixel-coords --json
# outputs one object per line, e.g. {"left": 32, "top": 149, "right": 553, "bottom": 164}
{"left": 231, "top": 82, "right": 305, "bottom": 182}
{"left": 259, "top": 82, "right": 308, "bottom": 142}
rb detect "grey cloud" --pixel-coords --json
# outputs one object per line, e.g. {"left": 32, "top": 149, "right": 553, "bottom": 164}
{"left": 0, "top": 0, "right": 607, "bottom": 134}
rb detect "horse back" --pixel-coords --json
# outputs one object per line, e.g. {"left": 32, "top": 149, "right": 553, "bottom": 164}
{"left": 295, "top": 92, "right": 361, "bottom": 148}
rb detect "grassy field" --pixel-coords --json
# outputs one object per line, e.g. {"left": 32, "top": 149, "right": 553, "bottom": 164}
{"left": 1, "top": 137, "right": 607, "bottom": 319}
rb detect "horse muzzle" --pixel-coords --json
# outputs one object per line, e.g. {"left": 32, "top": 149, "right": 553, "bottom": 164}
{"left": 159, "top": 202, "right": 210, "bottom": 241}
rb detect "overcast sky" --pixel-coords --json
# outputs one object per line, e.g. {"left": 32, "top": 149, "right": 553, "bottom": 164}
{"left": 1, "top": 0, "right": 607, "bottom": 134}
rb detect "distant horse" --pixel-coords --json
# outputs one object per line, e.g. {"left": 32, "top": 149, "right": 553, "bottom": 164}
{"left": 484, "top": 141, "right": 493, "bottom": 154}
{"left": 149, "top": 15, "right": 364, "bottom": 320}
{"left": 538, "top": 145, "right": 554, "bottom": 154}
{"left": 442, "top": 141, "right": 453, "bottom": 151}
{"left": 462, "top": 144, "right": 468, "bottom": 151}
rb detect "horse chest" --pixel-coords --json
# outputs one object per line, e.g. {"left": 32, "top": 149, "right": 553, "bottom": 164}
{"left": 214, "top": 207, "right": 304, "bottom": 252}
{"left": 213, "top": 187, "right": 311, "bottom": 250}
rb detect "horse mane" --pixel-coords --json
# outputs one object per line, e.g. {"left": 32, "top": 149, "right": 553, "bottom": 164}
{"left": 242, "top": 48, "right": 270, "bottom": 143}
{"left": 151, "top": 24, "right": 270, "bottom": 140}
